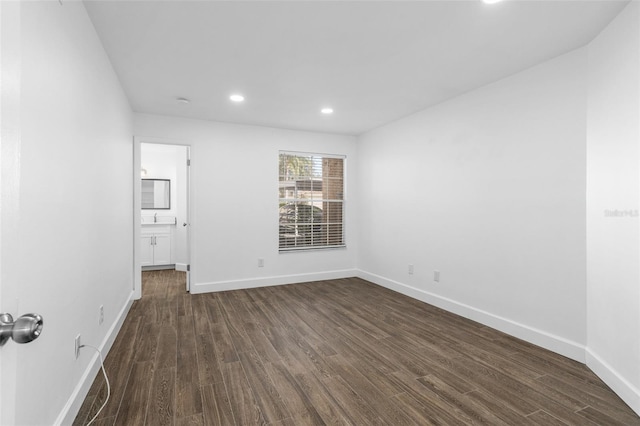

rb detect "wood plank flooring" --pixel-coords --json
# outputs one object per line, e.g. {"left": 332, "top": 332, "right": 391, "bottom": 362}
{"left": 74, "top": 270, "right": 640, "bottom": 425}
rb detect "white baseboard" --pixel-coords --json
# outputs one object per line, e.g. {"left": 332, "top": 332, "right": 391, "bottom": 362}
{"left": 55, "top": 293, "right": 135, "bottom": 426}
{"left": 357, "top": 269, "right": 586, "bottom": 363}
{"left": 191, "top": 269, "right": 358, "bottom": 294}
{"left": 586, "top": 348, "right": 640, "bottom": 416}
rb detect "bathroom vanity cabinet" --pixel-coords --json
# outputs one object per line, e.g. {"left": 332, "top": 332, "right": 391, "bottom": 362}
{"left": 141, "top": 225, "right": 172, "bottom": 267}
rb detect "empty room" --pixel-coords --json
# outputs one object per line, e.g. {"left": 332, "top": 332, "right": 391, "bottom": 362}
{"left": 2, "top": 0, "right": 640, "bottom": 425}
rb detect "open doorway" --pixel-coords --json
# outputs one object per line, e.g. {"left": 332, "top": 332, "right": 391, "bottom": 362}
{"left": 134, "top": 138, "right": 191, "bottom": 299}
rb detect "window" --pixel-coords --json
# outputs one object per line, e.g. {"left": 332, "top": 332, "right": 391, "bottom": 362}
{"left": 279, "top": 152, "right": 345, "bottom": 251}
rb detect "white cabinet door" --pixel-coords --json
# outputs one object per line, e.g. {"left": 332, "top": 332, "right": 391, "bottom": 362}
{"left": 153, "top": 234, "right": 171, "bottom": 265}
{"left": 140, "top": 235, "right": 154, "bottom": 266}
{"left": 141, "top": 226, "right": 172, "bottom": 266}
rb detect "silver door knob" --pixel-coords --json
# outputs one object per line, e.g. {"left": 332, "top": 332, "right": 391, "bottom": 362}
{"left": 0, "top": 313, "right": 44, "bottom": 346}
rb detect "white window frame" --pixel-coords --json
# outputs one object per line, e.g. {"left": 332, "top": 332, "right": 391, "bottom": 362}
{"left": 278, "top": 151, "right": 346, "bottom": 252}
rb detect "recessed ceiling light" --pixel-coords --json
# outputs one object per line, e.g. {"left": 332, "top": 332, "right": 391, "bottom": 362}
{"left": 230, "top": 94, "right": 245, "bottom": 102}
{"left": 176, "top": 97, "right": 190, "bottom": 104}
{"left": 482, "top": 0, "right": 503, "bottom": 4}
{"left": 321, "top": 107, "right": 334, "bottom": 115}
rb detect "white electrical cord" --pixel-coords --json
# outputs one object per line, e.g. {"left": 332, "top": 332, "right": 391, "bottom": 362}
{"left": 80, "top": 344, "right": 111, "bottom": 426}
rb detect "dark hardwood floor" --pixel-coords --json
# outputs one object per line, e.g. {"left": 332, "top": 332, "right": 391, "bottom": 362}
{"left": 74, "top": 270, "right": 640, "bottom": 425}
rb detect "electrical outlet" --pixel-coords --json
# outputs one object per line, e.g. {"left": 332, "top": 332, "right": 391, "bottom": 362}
{"left": 99, "top": 305, "right": 104, "bottom": 325}
{"left": 75, "top": 334, "right": 81, "bottom": 359}
{"left": 408, "top": 264, "right": 414, "bottom": 275}
{"left": 258, "top": 258, "right": 264, "bottom": 268}
{"left": 434, "top": 270, "right": 441, "bottom": 283}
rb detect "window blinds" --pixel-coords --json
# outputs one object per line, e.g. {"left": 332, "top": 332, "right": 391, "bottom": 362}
{"left": 278, "top": 152, "right": 345, "bottom": 250}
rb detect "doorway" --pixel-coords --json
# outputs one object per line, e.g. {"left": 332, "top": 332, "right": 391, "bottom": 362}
{"left": 134, "top": 138, "right": 191, "bottom": 299}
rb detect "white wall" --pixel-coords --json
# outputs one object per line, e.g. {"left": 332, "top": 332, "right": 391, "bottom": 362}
{"left": 357, "top": 48, "right": 588, "bottom": 361}
{"left": 1, "top": 1, "right": 134, "bottom": 424}
{"left": 586, "top": 2, "right": 640, "bottom": 413}
{"left": 134, "top": 114, "right": 358, "bottom": 293}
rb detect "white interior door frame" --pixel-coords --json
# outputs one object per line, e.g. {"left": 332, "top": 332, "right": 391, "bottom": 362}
{"left": 133, "top": 137, "right": 193, "bottom": 299}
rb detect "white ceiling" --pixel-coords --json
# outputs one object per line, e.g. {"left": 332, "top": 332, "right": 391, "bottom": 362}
{"left": 84, "top": 0, "right": 628, "bottom": 136}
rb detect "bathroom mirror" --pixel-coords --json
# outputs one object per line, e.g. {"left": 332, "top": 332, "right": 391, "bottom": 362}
{"left": 141, "top": 179, "right": 170, "bottom": 209}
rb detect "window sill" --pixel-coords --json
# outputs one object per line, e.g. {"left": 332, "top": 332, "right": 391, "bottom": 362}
{"left": 279, "top": 245, "right": 347, "bottom": 253}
